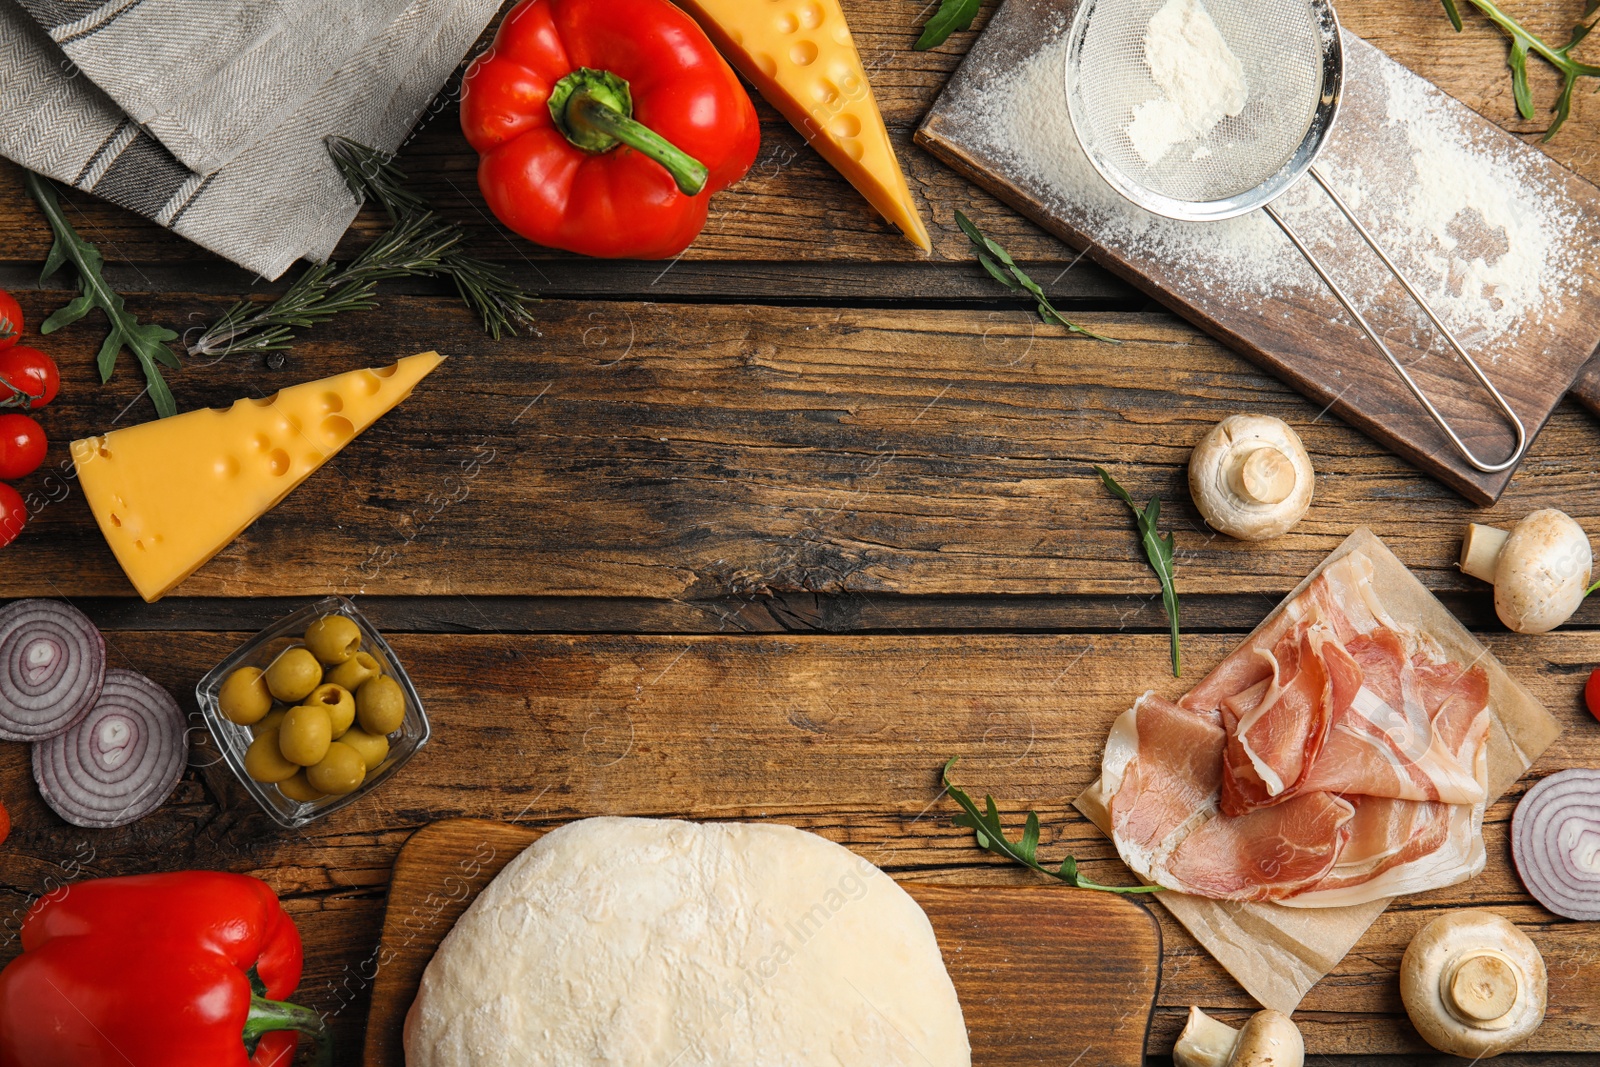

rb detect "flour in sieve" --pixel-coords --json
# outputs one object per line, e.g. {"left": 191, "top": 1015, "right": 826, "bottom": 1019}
{"left": 1126, "top": 0, "right": 1247, "bottom": 164}
{"left": 971, "top": 27, "right": 1577, "bottom": 349}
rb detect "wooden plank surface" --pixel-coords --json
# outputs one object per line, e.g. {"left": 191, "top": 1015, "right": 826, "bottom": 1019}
{"left": 3, "top": 292, "right": 1599, "bottom": 612}
{"left": 0, "top": 630, "right": 1595, "bottom": 1060}
{"left": 0, "top": 2, "right": 1596, "bottom": 1064}
{"left": 361, "top": 820, "right": 1163, "bottom": 1067}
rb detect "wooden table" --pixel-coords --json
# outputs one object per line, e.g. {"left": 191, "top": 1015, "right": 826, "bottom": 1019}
{"left": 0, "top": 2, "right": 1598, "bottom": 1063}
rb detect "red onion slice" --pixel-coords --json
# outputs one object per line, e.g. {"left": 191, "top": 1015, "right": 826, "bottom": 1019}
{"left": 1513, "top": 768, "right": 1600, "bottom": 922}
{"left": 0, "top": 598, "right": 106, "bottom": 741}
{"left": 33, "top": 669, "right": 187, "bottom": 829}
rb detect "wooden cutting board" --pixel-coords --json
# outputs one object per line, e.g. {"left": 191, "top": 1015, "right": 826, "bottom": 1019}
{"left": 916, "top": 0, "right": 1600, "bottom": 505}
{"left": 362, "top": 819, "right": 1164, "bottom": 1067}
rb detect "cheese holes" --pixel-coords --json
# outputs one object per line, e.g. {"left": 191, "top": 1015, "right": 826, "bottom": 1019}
{"left": 321, "top": 392, "right": 344, "bottom": 414}
{"left": 373, "top": 362, "right": 399, "bottom": 379}
{"left": 799, "top": 1, "right": 824, "bottom": 28}
{"left": 776, "top": 10, "right": 798, "bottom": 32}
{"left": 355, "top": 371, "right": 383, "bottom": 396}
{"left": 250, "top": 393, "right": 279, "bottom": 407}
{"left": 214, "top": 456, "right": 241, "bottom": 479}
{"left": 320, "top": 416, "right": 354, "bottom": 446}
{"left": 830, "top": 114, "right": 861, "bottom": 138}
{"left": 267, "top": 449, "right": 291, "bottom": 477}
{"left": 753, "top": 51, "right": 777, "bottom": 77}
{"left": 791, "top": 40, "right": 818, "bottom": 65}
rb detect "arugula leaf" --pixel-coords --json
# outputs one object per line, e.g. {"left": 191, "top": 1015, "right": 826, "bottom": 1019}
{"left": 1587, "top": 578, "right": 1598, "bottom": 597}
{"left": 1442, "top": 0, "right": 1600, "bottom": 139}
{"left": 941, "top": 758, "right": 1161, "bottom": 894}
{"left": 955, "top": 211, "right": 1117, "bottom": 343}
{"left": 915, "top": 0, "right": 982, "bottom": 49}
{"left": 1095, "top": 466, "right": 1181, "bottom": 676}
{"left": 25, "top": 172, "right": 180, "bottom": 418}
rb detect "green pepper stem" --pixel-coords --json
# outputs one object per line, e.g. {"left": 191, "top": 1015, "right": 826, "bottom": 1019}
{"left": 244, "top": 994, "right": 334, "bottom": 1067}
{"left": 549, "top": 68, "right": 709, "bottom": 197}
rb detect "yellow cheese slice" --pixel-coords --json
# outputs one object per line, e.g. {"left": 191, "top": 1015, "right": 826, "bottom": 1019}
{"left": 70, "top": 352, "right": 445, "bottom": 602}
{"left": 677, "top": 0, "right": 932, "bottom": 252}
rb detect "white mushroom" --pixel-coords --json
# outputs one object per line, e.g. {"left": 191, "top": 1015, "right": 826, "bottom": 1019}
{"left": 1173, "top": 1006, "right": 1304, "bottom": 1067}
{"left": 1188, "top": 415, "right": 1314, "bottom": 541}
{"left": 1400, "top": 910, "right": 1547, "bottom": 1059}
{"left": 1459, "top": 509, "right": 1593, "bottom": 634}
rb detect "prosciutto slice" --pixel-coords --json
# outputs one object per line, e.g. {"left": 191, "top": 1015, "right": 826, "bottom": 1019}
{"left": 1104, "top": 550, "right": 1491, "bottom": 906}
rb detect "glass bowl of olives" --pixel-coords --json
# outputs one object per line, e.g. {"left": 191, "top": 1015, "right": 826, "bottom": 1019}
{"left": 196, "top": 596, "right": 430, "bottom": 828}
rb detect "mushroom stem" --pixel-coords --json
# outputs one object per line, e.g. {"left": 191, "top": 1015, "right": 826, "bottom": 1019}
{"left": 1443, "top": 951, "right": 1521, "bottom": 1029}
{"left": 1173, "top": 1006, "right": 1239, "bottom": 1067}
{"left": 1230, "top": 446, "right": 1296, "bottom": 506}
{"left": 1460, "top": 524, "right": 1509, "bottom": 583}
{"left": 1172, "top": 1007, "right": 1305, "bottom": 1067}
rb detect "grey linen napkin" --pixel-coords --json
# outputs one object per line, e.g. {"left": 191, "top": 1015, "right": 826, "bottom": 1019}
{"left": 0, "top": 0, "right": 500, "bottom": 280}
{"left": 14, "top": 0, "right": 419, "bottom": 176}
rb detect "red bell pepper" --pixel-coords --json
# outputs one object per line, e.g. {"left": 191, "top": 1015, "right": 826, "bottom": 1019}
{"left": 0, "top": 872, "right": 329, "bottom": 1067}
{"left": 460, "top": 0, "right": 760, "bottom": 259}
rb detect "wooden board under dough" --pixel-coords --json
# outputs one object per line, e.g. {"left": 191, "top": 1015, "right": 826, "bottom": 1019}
{"left": 361, "top": 819, "right": 1164, "bottom": 1067}
{"left": 916, "top": 0, "right": 1600, "bottom": 505}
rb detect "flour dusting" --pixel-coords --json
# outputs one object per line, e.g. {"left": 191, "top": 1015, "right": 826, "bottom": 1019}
{"left": 1126, "top": 0, "right": 1247, "bottom": 164}
{"left": 968, "top": 24, "right": 1580, "bottom": 352}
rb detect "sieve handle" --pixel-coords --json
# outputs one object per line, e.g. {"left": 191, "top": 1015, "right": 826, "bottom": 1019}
{"left": 1263, "top": 165, "right": 1527, "bottom": 475}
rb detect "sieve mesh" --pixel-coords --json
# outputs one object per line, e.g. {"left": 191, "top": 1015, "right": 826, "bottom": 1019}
{"left": 1068, "top": 0, "right": 1327, "bottom": 205}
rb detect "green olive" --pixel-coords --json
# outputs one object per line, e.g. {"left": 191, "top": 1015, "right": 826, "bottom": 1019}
{"left": 278, "top": 705, "right": 332, "bottom": 766}
{"left": 339, "top": 727, "right": 390, "bottom": 771}
{"left": 264, "top": 647, "right": 322, "bottom": 703}
{"left": 251, "top": 707, "right": 288, "bottom": 739}
{"left": 218, "top": 666, "right": 272, "bottom": 725}
{"left": 304, "top": 614, "right": 362, "bottom": 666}
{"left": 325, "top": 650, "right": 382, "bottom": 692}
{"left": 278, "top": 770, "right": 325, "bottom": 803}
{"left": 308, "top": 683, "right": 356, "bottom": 738}
{"left": 306, "top": 742, "right": 366, "bottom": 795}
{"left": 356, "top": 675, "right": 406, "bottom": 735}
{"left": 244, "top": 728, "right": 300, "bottom": 783}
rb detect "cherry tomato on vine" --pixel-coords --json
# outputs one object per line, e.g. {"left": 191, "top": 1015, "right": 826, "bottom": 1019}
{"left": 0, "top": 291, "right": 20, "bottom": 352}
{"left": 1587, "top": 669, "right": 1600, "bottom": 724}
{"left": 0, "top": 483, "right": 24, "bottom": 549}
{"left": 0, "top": 346, "right": 59, "bottom": 408}
{"left": 0, "top": 414, "right": 46, "bottom": 480}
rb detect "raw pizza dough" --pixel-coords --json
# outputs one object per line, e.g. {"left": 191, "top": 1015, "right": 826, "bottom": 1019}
{"left": 404, "top": 817, "right": 971, "bottom": 1067}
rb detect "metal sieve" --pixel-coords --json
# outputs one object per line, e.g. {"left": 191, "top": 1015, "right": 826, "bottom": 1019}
{"left": 1065, "top": 0, "right": 1526, "bottom": 473}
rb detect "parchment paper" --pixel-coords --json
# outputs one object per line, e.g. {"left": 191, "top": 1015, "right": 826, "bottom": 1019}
{"left": 1074, "top": 528, "right": 1561, "bottom": 1013}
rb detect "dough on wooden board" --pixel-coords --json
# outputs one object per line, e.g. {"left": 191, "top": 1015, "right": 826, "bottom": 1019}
{"left": 404, "top": 817, "right": 971, "bottom": 1066}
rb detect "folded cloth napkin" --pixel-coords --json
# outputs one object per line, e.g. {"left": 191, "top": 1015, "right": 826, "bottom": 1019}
{"left": 0, "top": 0, "right": 500, "bottom": 280}
{"left": 13, "top": 0, "right": 418, "bottom": 176}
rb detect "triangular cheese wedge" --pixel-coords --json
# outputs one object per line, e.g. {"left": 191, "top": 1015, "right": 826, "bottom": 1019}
{"left": 70, "top": 352, "right": 445, "bottom": 602}
{"left": 677, "top": 0, "right": 931, "bottom": 252}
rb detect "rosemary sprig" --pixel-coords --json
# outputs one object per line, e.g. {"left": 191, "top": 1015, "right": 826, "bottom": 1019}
{"left": 1441, "top": 0, "right": 1600, "bottom": 139}
{"left": 327, "top": 136, "right": 536, "bottom": 339}
{"left": 915, "top": 0, "right": 982, "bottom": 49}
{"left": 189, "top": 213, "right": 463, "bottom": 357}
{"left": 941, "top": 759, "right": 1161, "bottom": 894}
{"left": 25, "top": 172, "right": 181, "bottom": 417}
{"left": 1095, "top": 466, "right": 1181, "bottom": 677}
{"left": 955, "top": 211, "right": 1117, "bottom": 342}
{"left": 191, "top": 138, "right": 537, "bottom": 357}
